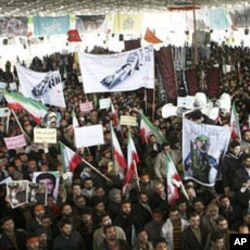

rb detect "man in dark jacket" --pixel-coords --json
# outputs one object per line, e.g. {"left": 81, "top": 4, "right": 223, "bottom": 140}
{"left": 114, "top": 200, "right": 138, "bottom": 247}
{"left": 53, "top": 218, "right": 85, "bottom": 250}
{"left": 233, "top": 153, "right": 250, "bottom": 208}
{"left": 181, "top": 212, "right": 207, "bottom": 250}
{"left": 97, "top": 224, "right": 129, "bottom": 250}
{"left": 0, "top": 216, "right": 27, "bottom": 250}
{"left": 221, "top": 140, "right": 242, "bottom": 196}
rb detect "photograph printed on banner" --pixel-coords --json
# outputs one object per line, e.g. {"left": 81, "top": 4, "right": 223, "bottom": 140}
{"left": 33, "top": 171, "right": 60, "bottom": 202}
{"left": 28, "top": 182, "right": 47, "bottom": 206}
{"left": 6, "top": 180, "right": 28, "bottom": 208}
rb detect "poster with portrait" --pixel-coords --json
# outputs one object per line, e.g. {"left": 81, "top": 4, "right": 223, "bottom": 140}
{"left": 27, "top": 182, "right": 47, "bottom": 206}
{"left": 182, "top": 119, "right": 230, "bottom": 187}
{"left": 6, "top": 180, "right": 28, "bottom": 208}
{"left": 33, "top": 171, "right": 60, "bottom": 201}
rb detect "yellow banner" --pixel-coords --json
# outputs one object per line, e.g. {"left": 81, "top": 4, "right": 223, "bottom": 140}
{"left": 113, "top": 14, "right": 142, "bottom": 33}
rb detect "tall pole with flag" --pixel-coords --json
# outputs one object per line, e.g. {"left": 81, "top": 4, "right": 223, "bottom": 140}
{"left": 123, "top": 132, "right": 140, "bottom": 192}
{"left": 110, "top": 124, "right": 127, "bottom": 179}
{"left": 166, "top": 153, "right": 189, "bottom": 205}
{"left": 230, "top": 102, "right": 241, "bottom": 141}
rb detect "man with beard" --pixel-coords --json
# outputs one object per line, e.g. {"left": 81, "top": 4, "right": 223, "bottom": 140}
{"left": 181, "top": 212, "right": 207, "bottom": 250}
{"left": 133, "top": 192, "right": 152, "bottom": 229}
{"left": 132, "top": 229, "right": 153, "bottom": 250}
{"left": 82, "top": 177, "right": 96, "bottom": 204}
{"left": 218, "top": 194, "right": 242, "bottom": 228}
{"left": 57, "top": 203, "right": 81, "bottom": 231}
{"left": 0, "top": 216, "right": 27, "bottom": 250}
{"left": 97, "top": 224, "right": 129, "bottom": 250}
{"left": 241, "top": 129, "right": 250, "bottom": 154}
{"left": 93, "top": 213, "right": 126, "bottom": 250}
{"left": 221, "top": 140, "right": 242, "bottom": 197}
{"left": 233, "top": 153, "right": 250, "bottom": 208}
{"left": 27, "top": 204, "right": 45, "bottom": 233}
{"left": 53, "top": 219, "right": 85, "bottom": 250}
{"left": 114, "top": 200, "right": 138, "bottom": 247}
{"left": 184, "top": 135, "right": 218, "bottom": 184}
{"left": 161, "top": 206, "right": 189, "bottom": 250}
{"left": 205, "top": 216, "right": 233, "bottom": 250}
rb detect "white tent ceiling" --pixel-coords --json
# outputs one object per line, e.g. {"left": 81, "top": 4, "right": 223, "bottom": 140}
{"left": 0, "top": 0, "right": 249, "bottom": 16}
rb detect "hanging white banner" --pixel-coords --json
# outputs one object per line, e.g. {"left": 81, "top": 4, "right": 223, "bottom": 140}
{"left": 79, "top": 45, "right": 154, "bottom": 93}
{"left": 16, "top": 64, "right": 66, "bottom": 108}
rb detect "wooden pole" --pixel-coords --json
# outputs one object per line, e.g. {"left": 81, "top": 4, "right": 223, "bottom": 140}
{"left": 11, "top": 109, "right": 31, "bottom": 143}
{"left": 81, "top": 157, "right": 112, "bottom": 183}
{"left": 152, "top": 86, "right": 156, "bottom": 122}
{"left": 144, "top": 88, "right": 148, "bottom": 114}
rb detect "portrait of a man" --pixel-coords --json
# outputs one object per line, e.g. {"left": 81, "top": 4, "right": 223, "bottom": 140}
{"left": 34, "top": 171, "right": 59, "bottom": 201}
{"left": 184, "top": 135, "right": 218, "bottom": 184}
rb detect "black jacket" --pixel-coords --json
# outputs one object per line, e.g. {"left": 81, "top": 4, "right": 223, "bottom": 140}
{"left": 181, "top": 226, "right": 207, "bottom": 250}
{"left": 0, "top": 229, "right": 27, "bottom": 250}
{"left": 53, "top": 231, "right": 86, "bottom": 250}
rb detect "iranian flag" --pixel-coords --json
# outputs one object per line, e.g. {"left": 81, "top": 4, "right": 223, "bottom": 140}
{"left": 123, "top": 132, "right": 140, "bottom": 190}
{"left": 3, "top": 91, "right": 47, "bottom": 124}
{"left": 72, "top": 110, "right": 79, "bottom": 128}
{"left": 60, "top": 142, "right": 82, "bottom": 172}
{"left": 139, "top": 112, "right": 166, "bottom": 144}
{"left": 166, "top": 153, "right": 188, "bottom": 205}
{"left": 111, "top": 126, "right": 127, "bottom": 179}
{"left": 230, "top": 102, "right": 241, "bottom": 140}
{"left": 111, "top": 101, "right": 119, "bottom": 126}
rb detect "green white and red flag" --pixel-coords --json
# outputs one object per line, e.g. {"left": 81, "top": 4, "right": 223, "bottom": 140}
{"left": 123, "top": 132, "right": 140, "bottom": 190}
{"left": 3, "top": 91, "right": 47, "bottom": 124}
{"left": 110, "top": 125, "right": 127, "bottom": 179}
{"left": 166, "top": 153, "right": 189, "bottom": 205}
{"left": 60, "top": 142, "right": 82, "bottom": 172}
{"left": 139, "top": 112, "right": 166, "bottom": 144}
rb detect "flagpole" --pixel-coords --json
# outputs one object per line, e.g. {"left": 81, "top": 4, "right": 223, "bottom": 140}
{"left": 81, "top": 157, "right": 112, "bottom": 183}
{"left": 6, "top": 112, "right": 10, "bottom": 134}
{"left": 152, "top": 86, "right": 156, "bottom": 121}
{"left": 11, "top": 109, "right": 31, "bottom": 143}
{"left": 134, "top": 160, "right": 141, "bottom": 192}
{"left": 144, "top": 88, "right": 148, "bottom": 114}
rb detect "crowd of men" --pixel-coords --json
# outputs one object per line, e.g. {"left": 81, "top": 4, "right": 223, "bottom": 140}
{"left": 0, "top": 43, "right": 249, "bottom": 250}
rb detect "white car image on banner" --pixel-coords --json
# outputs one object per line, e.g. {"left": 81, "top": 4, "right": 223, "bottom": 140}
{"left": 78, "top": 45, "right": 154, "bottom": 93}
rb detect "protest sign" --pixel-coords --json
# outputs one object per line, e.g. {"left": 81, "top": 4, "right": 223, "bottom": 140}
{"left": 99, "top": 98, "right": 111, "bottom": 109}
{"left": 4, "top": 134, "right": 27, "bottom": 149}
{"left": 74, "top": 124, "right": 104, "bottom": 148}
{"left": 79, "top": 101, "right": 93, "bottom": 112}
{"left": 120, "top": 115, "right": 137, "bottom": 126}
{"left": 34, "top": 128, "right": 57, "bottom": 144}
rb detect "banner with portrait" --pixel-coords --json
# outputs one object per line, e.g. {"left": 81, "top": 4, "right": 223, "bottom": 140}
{"left": 33, "top": 171, "right": 60, "bottom": 201}
{"left": 6, "top": 180, "right": 28, "bottom": 208}
{"left": 182, "top": 119, "right": 230, "bottom": 186}
{"left": 27, "top": 182, "right": 47, "bottom": 206}
{"left": 79, "top": 45, "right": 154, "bottom": 93}
{"left": 16, "top": 64, "right": 66, "bottom": 108}
{"left": 0, "top": 17, "right": 28, "bottom": 37}
{"left": 75, "top": 15, "right": 108, "bottom": 33}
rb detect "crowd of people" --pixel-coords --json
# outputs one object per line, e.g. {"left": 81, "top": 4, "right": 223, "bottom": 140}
{"left": 0, "top": 43, "right": 249, "bottom": 250}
